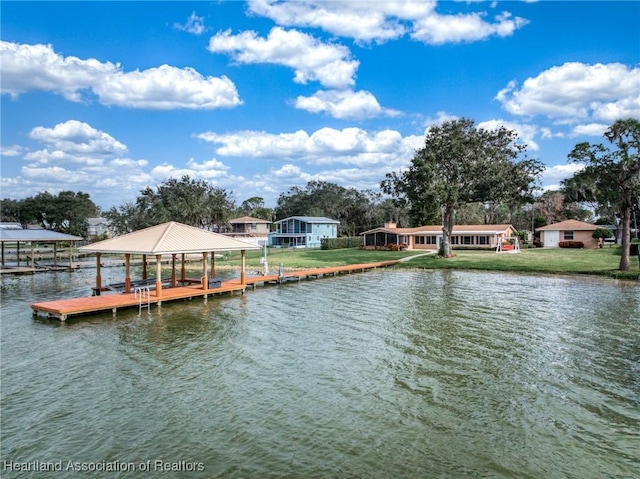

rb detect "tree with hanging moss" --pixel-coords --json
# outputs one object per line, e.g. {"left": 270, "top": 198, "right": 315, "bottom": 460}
{"left": 564, "top": 118, "right": 640, "bottom": 271}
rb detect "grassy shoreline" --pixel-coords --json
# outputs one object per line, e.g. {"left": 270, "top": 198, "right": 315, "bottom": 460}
{"left": 219, "top": 246, "right": 640, "bottom": 281}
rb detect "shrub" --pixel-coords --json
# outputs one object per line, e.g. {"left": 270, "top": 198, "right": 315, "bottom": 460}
{"left": 559, "top": 241, "right": 584, "bottom": 248}
{"left": 592, "top": 228, "right": 614, "bottom": 239}
{"left": 321, "top": 237, "right": 363, "bottom": 250}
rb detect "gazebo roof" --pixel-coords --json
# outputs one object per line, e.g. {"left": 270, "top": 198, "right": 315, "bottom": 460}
{"left": 78, "top": 221, "right": 260, "bottom": 255}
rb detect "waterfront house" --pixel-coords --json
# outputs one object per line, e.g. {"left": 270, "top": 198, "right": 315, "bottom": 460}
{"left": 225, "top": 216, "right": 272, "bottom": 247}
{"left": 228, "top": 216, "right": 271, "bottom": 235}
{"left": 361, "top": 222, "right": 517, "bottom": 251}
{"left": 535, "top": 219, "right": 599, "bottom": 248}
{"left": 269, "top": 216, "right": 339, "bottom": 248}
{"left": 87, "top": 217, "right": 112, "bottom": 239}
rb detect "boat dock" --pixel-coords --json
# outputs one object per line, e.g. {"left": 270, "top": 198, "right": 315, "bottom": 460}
{"left": 31, "top": 260, "right": 400, "bottom": 321}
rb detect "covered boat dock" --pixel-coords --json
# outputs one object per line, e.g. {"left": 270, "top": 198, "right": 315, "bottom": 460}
{"left": 31, "top": 221, "right": 260, "bottom": 320}
{"left": 0, "top": 227, "right": 82, "bottom": 274}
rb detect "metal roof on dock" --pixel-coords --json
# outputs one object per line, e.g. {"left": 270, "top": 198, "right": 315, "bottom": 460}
{"left": 0, "top": 229, "right": 82, "bottom": 242}
{"left": 78, "top": 221, "right": 260, "bottom": 255}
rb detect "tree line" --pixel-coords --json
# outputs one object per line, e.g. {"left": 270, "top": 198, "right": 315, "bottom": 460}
{"left": 1, "top": 118, "right": 637, "bottom": 270}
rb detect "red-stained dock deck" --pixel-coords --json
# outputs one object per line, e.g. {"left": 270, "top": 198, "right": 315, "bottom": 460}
{"left": 31, "top": 260, "right": 400, "bottom": 321}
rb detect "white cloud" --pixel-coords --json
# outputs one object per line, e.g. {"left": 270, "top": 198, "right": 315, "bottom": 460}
{"left": 496, "top": 62, "right": 640, "bottom": 123}
{"left": 477, "top": 119, "right": 539, "bottom": 151}
{"left": 247, "top": 0, "right": 528, "bottom": 44}
{"left": 412, "top": 10, "right": 528, "bottom": 44}
{"left": 208, "top": 27, "right": 358, "bottom": 89}
{"left": 0, "top": 41, "right": 115, "bottom": 101}
{"left": 248, "top": 163, "right": 391, "bottom": 204}
{"left": 174, "top": 11, "right": 206, "bottom": 35}
{"left": 569, "top": 123, "right": 609, "bottom": 138}
{"left": 540, "top": 163, "right": 585, "bottom": 188}
{"left": 197, "top": 130, "right": 310, "bottom": 158}
{"left": 93, "top": 65, "right": 241, "bottom": 110}
{"left": 1, "top": 120, "right": 153, "bottom": 206}
{"left": 1, "top": 145, "right": 26, "bottom": 157}
{"left": 196, "top": 126, "right": 422, "bottom": 167}
{"left": 294, "top": 89, "right": 400, "bottom": 120}
{"left": 0, "top": 40, "right": 242, "bottom": 110}
{"left": 29, "top": 120, "right": 127, "bottom": 157}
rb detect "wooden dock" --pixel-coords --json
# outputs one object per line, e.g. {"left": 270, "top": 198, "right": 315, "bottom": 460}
{"left": 31, "top": 260, "right": 400, "bottom": 321}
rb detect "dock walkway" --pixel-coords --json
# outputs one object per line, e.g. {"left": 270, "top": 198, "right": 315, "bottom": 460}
{"left": 31, "top": 260, "right": 400, "bottom": 321}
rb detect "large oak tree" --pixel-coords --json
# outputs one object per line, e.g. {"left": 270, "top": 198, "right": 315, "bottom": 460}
{"left": 382, "top": 118, "right": 543, "bottom": 257}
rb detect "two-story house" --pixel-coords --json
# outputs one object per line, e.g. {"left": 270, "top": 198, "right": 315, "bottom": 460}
{"left": 269, "top": 216, "right": 339, "bottom": 248}
{"left": 228, "top": 216, "right": 272, "bottom": 236}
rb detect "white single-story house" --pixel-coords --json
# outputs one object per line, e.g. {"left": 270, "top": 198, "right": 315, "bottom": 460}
{"left": 361, "top": 222, "right": 517, "bottom": 250}
{"left": 269, "top": 216, "right": 339, "bottom": 248}
{"left": 535, "top": 219, "right": 599, "bottom": 248}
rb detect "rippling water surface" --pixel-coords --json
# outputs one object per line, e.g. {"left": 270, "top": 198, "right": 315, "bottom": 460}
{"left": 1, "top": 268, "right": 639, "bottom": 478}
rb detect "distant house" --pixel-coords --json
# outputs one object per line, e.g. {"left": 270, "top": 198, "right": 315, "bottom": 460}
{"left": 269, "top": 216, "right": 339, "bottom": 248}
{"left": 535, "top": 219, "right": 598, "bottom": 248}
{"left": 361, "top": 222, "right": 517, "bottom": 250}
{"left": 228, "top": 216, "right": 272, "bottom": 236}
{"left": 87, "top": 218, "right": 111, "bottom": 239}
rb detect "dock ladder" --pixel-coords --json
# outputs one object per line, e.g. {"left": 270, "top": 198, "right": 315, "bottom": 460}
{"left": 135, "top": 286, "right": 151, "bottom": 314}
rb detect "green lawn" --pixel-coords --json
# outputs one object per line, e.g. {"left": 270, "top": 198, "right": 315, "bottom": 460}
{"left": 224, "top": 247, "right": 415, "bottom": 268}
{"left": 223, "top": 246, "right": 639, "bottom": 280}
{"left": 397, "top": 247, "right": 639, "bottom": 280}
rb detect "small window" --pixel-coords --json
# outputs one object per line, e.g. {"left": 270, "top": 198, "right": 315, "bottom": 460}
{"left": 563, "top": 231, "right": 574, "bottom": 240}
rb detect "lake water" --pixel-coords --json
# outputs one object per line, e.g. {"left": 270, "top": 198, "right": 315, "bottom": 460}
{"left": 1, "top": 268, "right": 639, "bottom": 478}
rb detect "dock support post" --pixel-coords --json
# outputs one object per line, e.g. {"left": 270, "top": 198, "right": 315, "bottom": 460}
{"left": 240, "top": 250, "right": 246, "bottom": 286}
{"left": 125, "top": 254, "right": 131, "bottom": 293}
{"left": 95, "top": 253, "right": 102, "bottom": 293}
{"left": 142, "top": 255, "right": 148, "bottom": 280}
{"left": 155, "top": 255, "right": 163, "bottom": 298}
{"left": 202, "top": 252, "right": 208, "bottom": 290}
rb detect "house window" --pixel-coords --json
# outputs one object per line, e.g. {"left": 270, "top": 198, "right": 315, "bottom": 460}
{"left": 461, "top": 236, "right": 474, "bottom": 245}
{"left": 563, "top": 231, "right": 574, "bottom": 240}
{"left": 477, "top": 236, "right": 490, "bottom": 245}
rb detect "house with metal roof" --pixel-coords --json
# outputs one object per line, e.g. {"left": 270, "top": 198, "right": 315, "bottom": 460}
{"left": 269, "top": 216, "right": 339, "bottom": 248}
{"left": 361, "top": 222, "right": 517, "bottom": 251}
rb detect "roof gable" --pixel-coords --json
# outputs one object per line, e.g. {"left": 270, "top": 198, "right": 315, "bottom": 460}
{"left": 536, "top": 220, "right": 598, "bottom": 232}
{"left": 79, "top": 221, "right": 260, "bottom": 254}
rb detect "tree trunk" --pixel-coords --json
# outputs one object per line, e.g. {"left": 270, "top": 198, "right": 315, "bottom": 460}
{"left": 440, "top": 206, "right": 455, "bottom": 258}
{"left": 619, "top": 205, "right": 631, "bottom": 271}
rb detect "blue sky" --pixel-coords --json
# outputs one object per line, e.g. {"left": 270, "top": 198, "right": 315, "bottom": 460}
{"left": 1, "top": 1, "right": 639, "bottom": 210}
